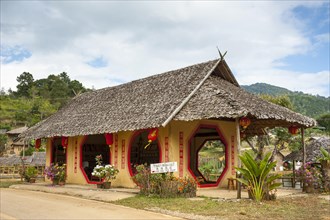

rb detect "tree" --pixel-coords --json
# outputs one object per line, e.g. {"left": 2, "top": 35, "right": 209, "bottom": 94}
{"left": 16, "top": 72, "right": 34, "bottom": 98}
{"left": 34, "top": 78, "right": 51, "bottom": 99}
{"left": 316, "top": 113, "right": 330, "bottom": 132}
{"left": 0, "top": 134, "right": 8, "bottom": 156}
{"left": 260, "top": 94, "right": 294, "bottom": 110}
{"left": 69, "top": 80, "right": 87, "bottom": 96}
{"left": 49, "top": 77, "right": 70, "bottom": 107}
{"left": 59, "top": 72, "right": 71, "bottom": 85}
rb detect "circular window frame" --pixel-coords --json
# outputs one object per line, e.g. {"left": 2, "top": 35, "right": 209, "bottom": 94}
{"left": 127, "top": 130, "right": 162, "bottom": 177}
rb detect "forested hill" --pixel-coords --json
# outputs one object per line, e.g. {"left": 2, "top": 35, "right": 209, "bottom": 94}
{"left": 242, "top": 83, "right": 329, "bottom": 118}
{"left": 0, "top": 72, "right": 90, "bottom": 129}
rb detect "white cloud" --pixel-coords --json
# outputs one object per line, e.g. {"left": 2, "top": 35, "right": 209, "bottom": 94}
{"left": 1, "top": 1, "right": 329, "bottom": 97}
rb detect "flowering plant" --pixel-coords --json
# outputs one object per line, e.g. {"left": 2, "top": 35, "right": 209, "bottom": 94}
{"left": 132, "top": 164, "right": 197, "bottom": 197}
{"left": 295, "top": 162, "right": 322, "bottom": 185}
{"left": 44, "top": 163, "right": 66, "bottom": 182}
{"left": 92, "top": 155, "right": 119, "bottom": 183}
{"left": 177, "top": 176, "right": 197, "bottom": 195}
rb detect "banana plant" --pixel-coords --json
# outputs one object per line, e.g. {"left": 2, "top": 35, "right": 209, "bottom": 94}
{"left": 318, "top": 147, "right": 330, "bottom": 162}
{"left": 235, "top": 152, "right": 282, "bottom": 202}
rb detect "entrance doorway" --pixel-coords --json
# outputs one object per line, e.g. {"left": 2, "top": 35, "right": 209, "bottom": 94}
{"left": 81, "top": 135, "right": 110, "bottom": 182}
{"left": 51, "top": 138, "right": 66, "bottom": 165}
{"left": 129, "top": 130, "right": 161, "bottom": 176}
{"left": 188, "top": 125, "right": 227, "bottom": 187}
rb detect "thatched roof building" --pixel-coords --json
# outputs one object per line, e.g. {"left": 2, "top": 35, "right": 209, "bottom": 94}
{"left": 0, "top": 152, "right": 46, "bottom": 166}
{"left": 284, "top": 137, "right": 330, "bottom": 162}
{"left": 20, "top": 59, "right": 315, "bottom": 140}
{"left": 6, "top": 126, "right": 28, "bottom": 135}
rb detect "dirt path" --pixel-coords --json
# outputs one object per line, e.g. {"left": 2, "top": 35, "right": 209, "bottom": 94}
{"left": 0, "top": 189, "right": 181, "bottom": 219}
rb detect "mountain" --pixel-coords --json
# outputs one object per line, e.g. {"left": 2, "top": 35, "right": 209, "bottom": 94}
{"left": 242, "top": 83, "right": 329, "bottom": 118}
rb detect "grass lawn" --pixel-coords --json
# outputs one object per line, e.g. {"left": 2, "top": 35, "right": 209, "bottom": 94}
{"left": 0, "top": 180, "right": 22, "bottom": 188}
{"left": 114, "top": 194, "right": 330, "bottom": 219}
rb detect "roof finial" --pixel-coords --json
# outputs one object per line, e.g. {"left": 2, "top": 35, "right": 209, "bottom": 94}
{"left": 217, "top": 46, "right": 227, "bottom": 61}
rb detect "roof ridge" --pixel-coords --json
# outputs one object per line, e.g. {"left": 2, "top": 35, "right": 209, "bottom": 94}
{"left": 161, "top": 59, "right": 221, "bottom": 127}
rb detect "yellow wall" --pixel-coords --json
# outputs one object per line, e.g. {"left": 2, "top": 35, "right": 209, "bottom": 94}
{"left": 46, "top": 119, "right": 239, "bottom": 188}
{"left": 166, "top": 120, "right": 237, "bottom": 188}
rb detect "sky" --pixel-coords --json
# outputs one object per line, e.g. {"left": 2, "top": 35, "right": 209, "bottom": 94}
{"left": 1, "top": 1, "right": 329, "bottom": 97}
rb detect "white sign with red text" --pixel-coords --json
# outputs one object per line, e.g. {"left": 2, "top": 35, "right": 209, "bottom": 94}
{"left": 150, "top": 162, "right": 178, "bottom": 174}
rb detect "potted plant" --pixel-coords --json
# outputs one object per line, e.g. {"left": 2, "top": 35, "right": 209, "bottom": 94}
{"left": 92, "top": 155, "right": 119, "bottom": 189}
{"left": 44, "top": 163, "right": 66, "bottom": 185}
{"left": 102, "top": 164, "right": 119, "bottom": 188}
{"left": 25, "top": 166, "right": 38, "bottom": 183}
{"left": 57, "top": 164, "right": 67, "bottom": 185}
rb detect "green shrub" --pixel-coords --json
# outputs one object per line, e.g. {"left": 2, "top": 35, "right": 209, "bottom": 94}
{"left": 24, "top": 166, "right": 38, "bottom": 182}
{"left": 132, "top": 164, "right": 197, "bottom": 198}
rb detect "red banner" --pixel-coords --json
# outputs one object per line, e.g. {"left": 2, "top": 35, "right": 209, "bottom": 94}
{"left": 231, "top": 136, "right": 235, "bottom": 175}
{"left": 35, "top": 139, "right": 41, "bottom": 150}
{"left": 114, "top": 134, "right": 118, "bottom": 167}
{"left": 121, "top": 139, "right": 125, "bottom": 169}
{"left": 165, "top": 137, "right": 169, "bottom": 162}
{"left": 179, "top": 132, "right": 184, "bottom": 177}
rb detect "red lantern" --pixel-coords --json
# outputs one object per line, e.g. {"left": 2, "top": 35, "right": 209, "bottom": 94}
{"left": 145, "top": 128, "right": 159, "bottom": 149}
{"left": 288, "top": 126, "right": 299, "bottom": 135}
{"left": 104, "top": 133, "right": 113, "bottom": 148}
{"left": 239, "top": 117, "right": 251, "bottom": 129}
{"left": 61, "top": 136, "right": 68, "bottom": 152}
{"left": 35, "top": 139, "right": 41, "bottom": 151}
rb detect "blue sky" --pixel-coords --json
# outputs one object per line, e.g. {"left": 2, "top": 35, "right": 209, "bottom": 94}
{"left": 279, "top": 4, "right": 329, "bottom": 73}
{"left": 1, "top": 1, "right": 329, "bottom": 97}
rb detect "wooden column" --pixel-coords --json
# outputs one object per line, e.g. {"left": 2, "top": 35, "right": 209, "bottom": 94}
{"left": 22, "top": 140, "right": 26, "bottom": 158}
{"left": 235, "top": 118, "right": 241, "bottom": 199}
{"left": 292, "top": 160, "right": 296, "bottom": 188}
{"left": 301, "top": 128, "right": 306, "bottom": 164}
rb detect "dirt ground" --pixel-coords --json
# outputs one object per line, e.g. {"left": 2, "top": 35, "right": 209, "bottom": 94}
{"left": 0, "top": 189, "right": 181, "bottom": 220}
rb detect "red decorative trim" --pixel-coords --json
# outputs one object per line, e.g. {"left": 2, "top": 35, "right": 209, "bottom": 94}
{"left": 74, "top": 139, "right": 78, "bottom": 173}
{"left": 49, "top": 138, "right": 54, "bottom": 165}
{"left": 114, "top": 134, "right": 118, "bottom": 167}
{"left": 79, "top": 136, "right": 100, "bottom": 184}
{"left": 165, "top": 137, "right": 169, "bottom": 162}
{"left": 127, "top": 130, "right": 162, "bottom": 177}
{"left": 121, "top": 139, "right": 126, "bottom": 169}
{"left": 231, "top": 136, "right": 235, "bottom": 175}
{"left": 187, "top": 124, "right": 229, "bottom": 188}
{"left": 179, "top": 132, "right": 184, "bottom": 178}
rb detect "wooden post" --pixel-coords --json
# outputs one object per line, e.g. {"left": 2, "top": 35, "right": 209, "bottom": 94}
{"left": 292, "top": 160, "right": 296, "bottom": 188}
{"left": 301, "top": 128, "right": 306, "bottom": 165}
{"left": 301, "top": 128, "right": 306, "bottom": 191}
{"left": 235, "top": 118, "right": 241, "bottom": 199}
{"left": 22, "top": 140, "right": 25, "bottom": 158}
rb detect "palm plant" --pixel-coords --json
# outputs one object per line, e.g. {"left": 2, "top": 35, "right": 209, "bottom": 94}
{"left": 236, "top": 152, "right": 281, "bottom": 202}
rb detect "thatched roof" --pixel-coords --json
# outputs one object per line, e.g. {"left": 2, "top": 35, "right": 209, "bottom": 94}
{"left": 284, "top": 137, "right": 330, "bottom": 162}
{"left": 174, "top": 75, "right": 315, "bottom": 135}
{"left": 6, "top": 126, "right": 28, "bottom": 135}
{"left": 0, "top": 152, "right": 46, "bottom": 166}
{"left": 20, "top": 59, "right": 316, "bottom": 139}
